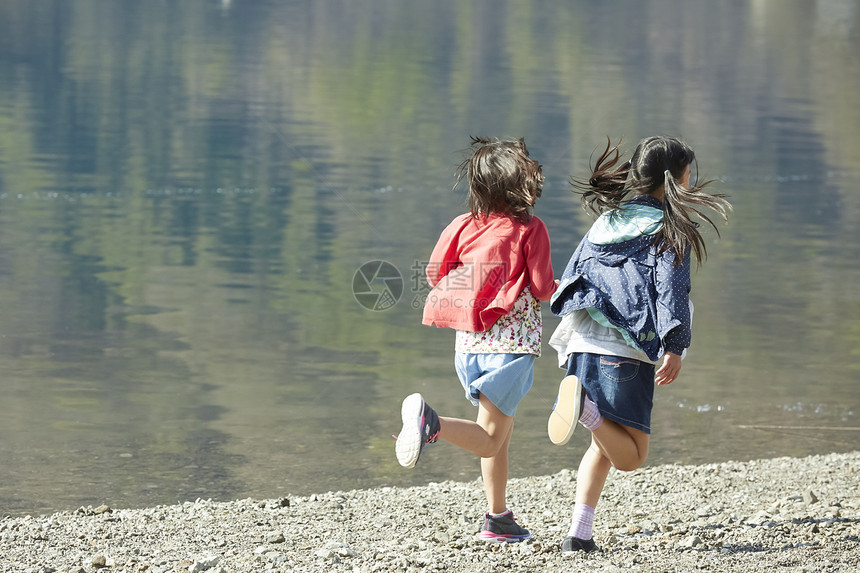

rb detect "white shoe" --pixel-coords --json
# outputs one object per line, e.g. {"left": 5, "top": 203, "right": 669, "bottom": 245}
{"left": 547, "top": 376, "right": 584, "bottom": 446}
{"left": 395, "top": 393, "right": 440, "bottom": 468}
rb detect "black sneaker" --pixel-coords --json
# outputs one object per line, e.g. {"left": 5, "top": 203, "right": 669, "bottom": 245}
{"left": 395, "top": 393, "right": 440, "bottom": 468}
{"left": 477, "top": 510, "right": 531, "bottom": 543}
{"left": 547, "top": 375, "right": 585, "bottom": 445}
{"left": 561, "top": 536, "right": 599, "bottom": 553}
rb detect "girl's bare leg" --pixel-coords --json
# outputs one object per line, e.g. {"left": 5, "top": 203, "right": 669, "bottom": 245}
{"left": 480, "top": 400, "right": 514, "bottom": 514}
{"left": 575, "top": 438, "right": 612, "bottom": 508}
{"left": 437, "top": 394, "right": 514, "bottom": 514}
{"left": 437, "top": 395, "right": 513, "bottom": 458}
{"left": 589, "top": 418, "right": 650, "bottom": 472}
{"left": 567, "top": 423, "right": 648, "bottom": 546}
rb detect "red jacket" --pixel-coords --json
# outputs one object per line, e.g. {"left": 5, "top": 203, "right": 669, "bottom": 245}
{"left": 422, "top": 213, "right": 556, "bottom": 332}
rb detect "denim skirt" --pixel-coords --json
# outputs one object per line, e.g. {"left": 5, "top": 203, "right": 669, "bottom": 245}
{"left": 565, "top": 352, "right": 655, "bottom": 433}
{"left": 455, "top": 353, "right": 535, "bottom": 417}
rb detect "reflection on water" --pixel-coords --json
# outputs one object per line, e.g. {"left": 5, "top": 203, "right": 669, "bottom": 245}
{"left": 0, "top": 0, "right": 858, "bottom": 515}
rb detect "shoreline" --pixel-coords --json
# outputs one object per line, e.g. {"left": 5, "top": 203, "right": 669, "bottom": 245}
{"left": 2, "top": 451, "right": 858, "bottom": 572}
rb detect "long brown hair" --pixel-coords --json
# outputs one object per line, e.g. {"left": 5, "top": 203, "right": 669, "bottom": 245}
{"left": 455, "top": 136, "right": 544, "bottom": 224}
{"left": 573, "top": 136, "right": 732, "bottom": 265}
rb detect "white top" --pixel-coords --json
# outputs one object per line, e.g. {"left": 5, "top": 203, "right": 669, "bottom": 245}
{"left": 549, "top": 301, "right": 693, "bottom": 368}
{"left": 549, "top": 308, "right": 655, "bottom": 368}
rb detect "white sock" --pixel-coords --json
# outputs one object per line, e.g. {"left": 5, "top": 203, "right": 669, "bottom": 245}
{"left": 567, "top": 503, "right": 595, "bottom": 540}
{"left": 578, "top": 395, "right": 603, "bottom": 431}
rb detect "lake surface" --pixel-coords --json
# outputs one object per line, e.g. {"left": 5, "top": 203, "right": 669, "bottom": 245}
{"left": 1, "top": 0, "right": 858, "bottom": 516}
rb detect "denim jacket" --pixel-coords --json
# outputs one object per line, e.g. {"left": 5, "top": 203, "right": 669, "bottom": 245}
{"left": 550, "top": 195, "right": 691, "bottom": 361}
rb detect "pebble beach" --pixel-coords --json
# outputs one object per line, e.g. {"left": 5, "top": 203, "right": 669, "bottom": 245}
{"left": 2, "top": 451, "right": 858, "bottom": 573}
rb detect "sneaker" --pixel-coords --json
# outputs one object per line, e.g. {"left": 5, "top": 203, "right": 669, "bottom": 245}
{"left": 478, "top": 510, "right": 531, "bottom": 543}
{"left": 547, "top": 375, "right": 585, "bottom": 445}
{"left": 395, "top": 393, "right": 440, "bottom": 468}
{"left": 561, "top": 536, "right": 599, "bottom": 553}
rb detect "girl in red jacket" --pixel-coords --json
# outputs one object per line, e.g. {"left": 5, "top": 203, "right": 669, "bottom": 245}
{"left": 395, "top": 136, "right": 556, "bottom": 542}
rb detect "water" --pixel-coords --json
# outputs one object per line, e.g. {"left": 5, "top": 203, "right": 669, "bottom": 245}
{"left": 0, "top": 0, "right": 858, "bottom": 516}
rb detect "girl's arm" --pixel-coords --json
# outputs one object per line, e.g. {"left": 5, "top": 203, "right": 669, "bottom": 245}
{"left": 654, "top": 246, "right": 692, "bottom": 356}
{"left": 655, "top": 247, "right": 688, "bottom": 384}
{"left": 655, "top": 351, "right": 682, "bottom": 385}
{"left": 524, "top": 218, "right": 556, "bottom": 301}
{"left": 425, "top": 220, "right": 463, "bottom": 287}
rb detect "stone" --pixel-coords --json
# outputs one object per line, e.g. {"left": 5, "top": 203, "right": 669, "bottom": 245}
{"left": 314, "top": 548, "right": 336, "bottom": 559}
{"left": 188, "top": 556, "right": 220, "bottom": 572}
{"left": 266, "top": 532, "right": 285, "bottom": 544}
{"left": 681, "top": 535, "right": 702, "bottom": 548}
{"left": 433, "top": 531, "right": 451, "bottom": 544}
{"left": 321, "top": 541, "right": 357, "bottom": 557}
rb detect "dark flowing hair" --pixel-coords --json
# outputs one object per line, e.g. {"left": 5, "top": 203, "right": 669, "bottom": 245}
{"left": 455, "top": 136, "right": 544, "bottom": 224}
{"left": 573, "top": 136, "right": 732, "bottom": 266}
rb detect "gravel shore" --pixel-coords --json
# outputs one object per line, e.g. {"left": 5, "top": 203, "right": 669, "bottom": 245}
{"left": 2, "top": 451, "right": 858, "bottom": 573}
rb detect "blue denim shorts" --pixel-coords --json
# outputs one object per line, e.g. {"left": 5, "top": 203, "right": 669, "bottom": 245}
{"left": 566, "top": 352, "right": 655, "bottom": 433}
{"left": 455, "top": 353, "right": 536, "bottom": 417}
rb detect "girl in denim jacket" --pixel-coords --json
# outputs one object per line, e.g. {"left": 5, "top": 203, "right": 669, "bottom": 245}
{"left": 547, "top": 136, "right": 731, "bottom": 553}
